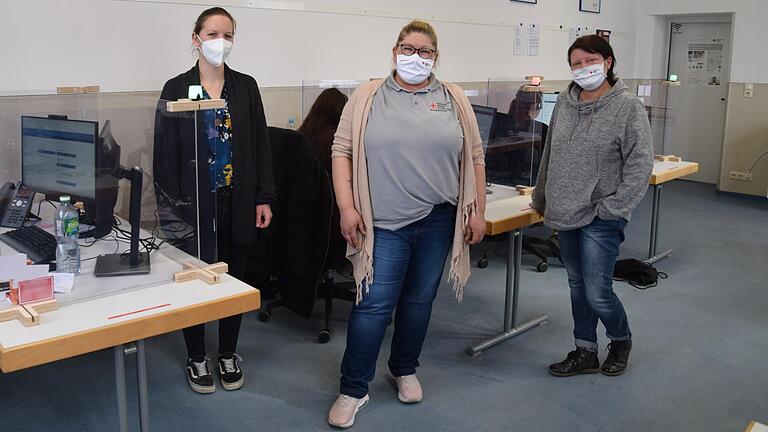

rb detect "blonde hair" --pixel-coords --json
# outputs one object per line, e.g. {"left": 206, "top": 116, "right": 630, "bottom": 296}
{"left": 394, "top": 20, "right": 438, "bottom": 51}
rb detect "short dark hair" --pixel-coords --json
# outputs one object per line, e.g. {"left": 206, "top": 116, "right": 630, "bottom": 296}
{"left": 568, "top": 35, "right": 617, "bottom": 86}
{"left": 194, "top": 7, "right": 236, "bottom": 35}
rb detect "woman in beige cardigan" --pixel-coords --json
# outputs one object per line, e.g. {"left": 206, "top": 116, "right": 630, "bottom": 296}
{"left": 327, "top": 20, "right": 487, "bottom": 428}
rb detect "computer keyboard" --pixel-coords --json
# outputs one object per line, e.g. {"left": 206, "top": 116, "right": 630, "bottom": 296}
{"left": 0, "top": 225, "right": 57, "bottom": 264}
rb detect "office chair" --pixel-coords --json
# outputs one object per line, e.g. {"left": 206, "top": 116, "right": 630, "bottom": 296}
{"left": 253, "top": 127, "right": 356, "bottom": 343}
{"left": 477, "top": 228, "right": 560, "bottom": 272}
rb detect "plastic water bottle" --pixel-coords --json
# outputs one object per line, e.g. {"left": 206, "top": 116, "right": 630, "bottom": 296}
{"left": 54, "top": 196, "right": 81, "bottom": 274}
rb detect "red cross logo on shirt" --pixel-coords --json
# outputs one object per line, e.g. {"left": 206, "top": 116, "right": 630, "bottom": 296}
{"left": 430, "top": 102, "right": 438, "bottom": 110}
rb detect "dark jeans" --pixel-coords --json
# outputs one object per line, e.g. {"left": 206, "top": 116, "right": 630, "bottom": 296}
{"left": 340, "top": 203, "right": 456, "bottom": 399}
{"left": 183, "top": 187, "right": 250, "bottom": 360}
{"left": 558, "top": 216, "right": 631, "bottom": 351}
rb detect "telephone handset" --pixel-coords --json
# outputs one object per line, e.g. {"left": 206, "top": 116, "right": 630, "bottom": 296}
{"left": 0, "top": 182, "right": 36, "bottom": 229}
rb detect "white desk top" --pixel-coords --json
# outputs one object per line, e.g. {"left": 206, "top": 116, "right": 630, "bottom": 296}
{"left": 0, "top": 216, "right": 260, "bottom": 372}
{"left": 651, "top": 160, "right": 699, "bottom": 185}
{"left": 484, "top": 184, "right": 542, "bottom": 235}
{"left": 0, "top": 274, "right": 254, "bottom": 348}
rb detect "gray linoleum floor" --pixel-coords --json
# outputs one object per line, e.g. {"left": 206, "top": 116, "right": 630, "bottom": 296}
{"left": 2, "top": 180, "right": 767, "bottom": 432}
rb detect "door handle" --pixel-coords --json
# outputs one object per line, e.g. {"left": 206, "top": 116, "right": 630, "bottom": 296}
{"left": 721, "top": 98, "right": 727, "bottom": 101}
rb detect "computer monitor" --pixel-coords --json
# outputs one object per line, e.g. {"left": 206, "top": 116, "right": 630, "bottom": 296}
{"left": 472, "top": 104, "right": 497, "bottom": 154}
{"left": 21, "top": 115, "right": 121, "bottom": 238}
{"left": 534, "top": 92, "right": 558, "bottom": 126}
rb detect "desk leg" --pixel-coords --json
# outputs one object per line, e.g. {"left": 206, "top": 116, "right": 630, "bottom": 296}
{"left": 467, "top": 229, "right": 547, "bottom": 356}
{"left": 115, "top": 346, "right": 129, "bottom": 432}
{"left": 114, "top": 341, "right": 150, "bottom": 432}
{"left": 647, "top": 184, "right": 672, "bottom": 264}
{"left": 136, "top": 339, "right": 150, "bottom": 432}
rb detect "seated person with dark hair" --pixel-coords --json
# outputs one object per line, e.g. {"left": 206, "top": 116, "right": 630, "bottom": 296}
{"left": 486, "top": 86, "right": 548, "bottom": 186}
{"left": 297, "top": 88, "right": 350, "bottom": 273}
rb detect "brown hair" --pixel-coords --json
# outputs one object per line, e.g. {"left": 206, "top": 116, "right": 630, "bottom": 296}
{"left": 298, "top": 88, "right": 349, "bottom": 142}
{"left": 193, "top": 7, "right": 236, "bottom": 35}
{"left": 567, "top": 35, "right": 617, "bottom": 85}
{"left": 394, "top": 20, "right": 439, "bottom": 59}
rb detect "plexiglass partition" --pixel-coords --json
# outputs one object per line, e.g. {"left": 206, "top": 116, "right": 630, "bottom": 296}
{"left": 301, "top": 80, "right": 364, "bottom": 122}
{"left": 635, "top": 79, "right": 677, "bottom": 155}
{"left": 478, "top": 79, "right": 544, "bottom": 187}
{"left": 0, "top": 92, "right": 221, "bottom": 306}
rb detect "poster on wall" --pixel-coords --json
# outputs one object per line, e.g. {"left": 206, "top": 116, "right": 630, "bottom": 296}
{"left": 579, "top": 0, "right": 600, "bottom": 13}
{"left": 528, "top": 24, "right": 540, "bottom": 56}
{"left": 596, "top": 29, "right": 611, "bottom": 42}
{"left": 686, "top": 38, "right": 724, "bottom": 86}
{"left": 514, "top": 23, "right": 526, "bottom": 56}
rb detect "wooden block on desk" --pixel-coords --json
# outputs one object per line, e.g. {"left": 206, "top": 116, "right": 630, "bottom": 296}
{"left": 26, "top": 299, "right": 59, "bottom": 314}
{"left": 166, "top": 98, "right": 225, "bottom": 112}
{"left": 0, "top": 305, "right": 23, "bottom": 323}
{"left": 655, "top": 154, "right": 682, "bottom": 162}
{"left": 206, "top": 262, "right": 229, "bottom": 274}
{"left": 515, "top": 185, "right": 534, "bottom": 196}
{"left": 56, "top": 86, "right": 100, "bottom": 94}
{"left": 21, "top": 305, "right": 40, "bottom": 326}
{"left": 0, "top": 305, "right": 35, "bottom": 326}
{"left": 173, "top": 268, "right": 220, "bottom": 285}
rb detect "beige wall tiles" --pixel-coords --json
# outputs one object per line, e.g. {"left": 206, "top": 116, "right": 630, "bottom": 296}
{"left": 720, "top": 82, "right": 768, "bottom": 197}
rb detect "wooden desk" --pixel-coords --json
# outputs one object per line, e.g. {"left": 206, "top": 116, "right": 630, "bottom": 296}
{"left": 467, "top": 184, "right": 547, "bottom": 356}
{"left": 646, "top": 160, "right": 700, "bottom": 263}
{"left": 485, "top": 135, "right": 543, "bottom": 155}
{"left": 0, "top": 222, "right": 260, "bottom": 432}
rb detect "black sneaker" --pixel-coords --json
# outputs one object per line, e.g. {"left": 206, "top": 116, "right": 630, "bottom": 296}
{"left": 218, "top": 353, "right": 244, "bottom": 391}
{"left": 548, "top": 347, "right": 601, "bottom": 377}
{"left": 186, "top": 357, "right": 215, "bottom": 394}
{"left": 601, "top": 340, "right": 632, "bottom": 376}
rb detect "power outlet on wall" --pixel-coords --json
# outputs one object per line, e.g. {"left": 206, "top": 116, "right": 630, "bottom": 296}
{"left": 730, "top": 171, "right": 753, "bottom": 181}
{"left": 744, "top": 83, "right": 754, "bottom": 98}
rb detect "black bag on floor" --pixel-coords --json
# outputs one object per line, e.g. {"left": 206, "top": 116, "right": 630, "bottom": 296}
{"left": 613, "top": 259, "right": 668, "bottom": 290}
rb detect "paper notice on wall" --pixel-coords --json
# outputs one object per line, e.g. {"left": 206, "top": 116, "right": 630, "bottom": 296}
{"left": 514, "top": 23, "right": 526, "bottom": 56}
{"left": 686, "top": 38, "right": 724, "bottom": 86}
{"left": 528, "top": 24, "right": 540, "bottom": 56}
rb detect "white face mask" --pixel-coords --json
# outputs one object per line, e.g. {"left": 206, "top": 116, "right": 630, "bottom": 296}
{"left": 197, "top": 35, "right": 232, "bottom": 67}
{"left": 572, "top": 61, "right": 607, "bottom": 91}
{"left": 396, "top": 54, "right": 434, "bottom": 85}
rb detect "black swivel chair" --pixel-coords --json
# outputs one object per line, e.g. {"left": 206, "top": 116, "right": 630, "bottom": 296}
{"left": 251, "top": 127, "right": 355, "bottom": 343}
{"left": 478, "top": 118, "right": 560, "bottom": 271}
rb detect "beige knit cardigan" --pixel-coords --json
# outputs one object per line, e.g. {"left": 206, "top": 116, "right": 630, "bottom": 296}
{"left": 331, "top": 78, "right": 485, "bottom": 303}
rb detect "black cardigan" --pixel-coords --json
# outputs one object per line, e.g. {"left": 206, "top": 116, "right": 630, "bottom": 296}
{"left": 153, "top": 63, "right": 276, "bottom": 258}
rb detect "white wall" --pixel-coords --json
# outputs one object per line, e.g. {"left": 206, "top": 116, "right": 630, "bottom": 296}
{"left": 633, "top": 0, "right": 768, "bottom": 83}
{"left": 4, "top": 0, "right": 639, "bottom": 93}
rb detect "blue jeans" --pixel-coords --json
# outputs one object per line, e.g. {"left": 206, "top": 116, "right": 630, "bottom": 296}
{"left": 340, "top": 203, "right": 456, "bottom": 398}
{"left": 558, "top": 216, "right": 631, "bottom": 351}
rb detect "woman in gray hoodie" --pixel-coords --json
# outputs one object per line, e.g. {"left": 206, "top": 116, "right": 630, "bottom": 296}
{"left": 531, "top": 35, "right": 653, "bottom": 377}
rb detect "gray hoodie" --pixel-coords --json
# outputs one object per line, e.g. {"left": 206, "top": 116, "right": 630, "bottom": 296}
{"left": 531, "top": 79, "right": 653, "bottom": 231}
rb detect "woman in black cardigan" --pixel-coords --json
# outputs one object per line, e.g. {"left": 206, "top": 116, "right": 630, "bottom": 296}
{"left": 153, "top": 7, "right": 275, "bottom": 394}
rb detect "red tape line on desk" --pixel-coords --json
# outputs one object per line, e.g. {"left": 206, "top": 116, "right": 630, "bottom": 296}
{"left": 108, "top": 303, "right": 171, "bottom": 320}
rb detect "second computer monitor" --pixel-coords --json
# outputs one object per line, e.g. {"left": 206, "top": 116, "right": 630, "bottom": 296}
{"left": 472, "top": 104, "right": 497, "bottom": 154}
{"left": 535, "top": 92, "right": 559, "bottom": 126}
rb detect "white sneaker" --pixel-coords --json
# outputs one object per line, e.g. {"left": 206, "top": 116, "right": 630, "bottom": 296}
{"left": 328, "top": 394, "right": 369, "bottom": 428}
{"left": 389, "top": 374, "right": 423, "bottom": 404}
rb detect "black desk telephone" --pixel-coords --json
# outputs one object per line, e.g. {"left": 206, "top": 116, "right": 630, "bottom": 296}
{"left": 0, "top": 182, "right": 36, "bottom": 228}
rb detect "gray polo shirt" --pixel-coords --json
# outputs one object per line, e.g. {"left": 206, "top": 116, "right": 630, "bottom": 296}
{"left": 365, "top": 73, "right": 463, "bottom": 231}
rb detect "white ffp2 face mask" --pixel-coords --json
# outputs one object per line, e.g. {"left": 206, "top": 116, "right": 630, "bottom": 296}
{"left": 396, "top": 54, "right": 434, "bottom": 85}
{"left": 197, "top": 36, "right": 232, "bottom": 67}
{"left": 572, "top": 61, "right": 607, "bottom": 91}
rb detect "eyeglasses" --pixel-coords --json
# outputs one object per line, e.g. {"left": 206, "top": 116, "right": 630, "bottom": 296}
{"left": 399, "top": 44, "right": 436, "bottom": 59}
